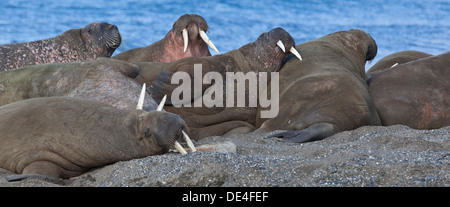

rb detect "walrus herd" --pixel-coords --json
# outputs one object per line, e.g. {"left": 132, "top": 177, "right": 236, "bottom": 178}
{"left": 0, "top": 14, "right": 448, "bottom": 180}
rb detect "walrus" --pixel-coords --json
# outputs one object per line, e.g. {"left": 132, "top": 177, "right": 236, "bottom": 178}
{"left": 146, "top": 27, "right": 302, "bottom": 139}
{"left": 0, "top": 97, "right": 185, "bottom": 180}
{"left": 113, "top": 14, "right": 218, "bottom": 62}
{"left": 365, "top": 50, "right": 432, "bottom": 80}
{"left": 0, "top": 22, "right": 121, "bottom": 71}
{"left": 255, "top": 29, "right": 381, "bottom": 143}
{"left": 367, "top": 51, "right": 449, "bottom": 129}
{"left": 0, "top": 58, "right": 158, "bottom": 111}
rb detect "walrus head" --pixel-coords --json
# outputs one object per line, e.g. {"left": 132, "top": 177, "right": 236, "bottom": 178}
{"left": 240, "top": 27, "right": 302, "bottom": 73}
{"left": 169, "top": 14, "right": 218, "bottom": 56}
{"left": 81, "top": 22, "right": 122, "bottom": 56}
{"left": 138, "top": 111, "right": 186, "bottom": 151}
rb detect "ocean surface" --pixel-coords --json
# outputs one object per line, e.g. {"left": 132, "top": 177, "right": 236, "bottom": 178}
{"left": 1, "top": 0, "right": 449, "bottom": 70}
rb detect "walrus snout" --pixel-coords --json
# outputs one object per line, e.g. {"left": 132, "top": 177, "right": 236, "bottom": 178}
{"left": 366, "top": 34, "right": 377, "bottom": 61}
{"left": 174, "top": 14, "right": 219, "bottom": 53}
{"left": 174, "top": 14, "right": 209, "bottom": 33}
{"left": 185, "top": 23, "right": 200, "bottom": 40}
{"left": 105, "top": 24, "right": 122, "bottom": 49}
{"left": 347, "top": 29, "right": 378, "bottom": 61}
{"left": 145, "top": 111, "right": 186, "bottom": 150}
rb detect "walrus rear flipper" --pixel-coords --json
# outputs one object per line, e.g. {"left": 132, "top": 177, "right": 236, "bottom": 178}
{"left": 272, "top": 123, "right": 337, "bottom": 143}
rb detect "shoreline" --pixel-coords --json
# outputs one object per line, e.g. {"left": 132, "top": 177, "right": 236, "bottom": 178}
{"left": 1, "top": 125, "right": 448, "bottom": 187}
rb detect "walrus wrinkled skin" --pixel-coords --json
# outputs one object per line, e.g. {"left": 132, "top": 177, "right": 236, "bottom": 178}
{"left": 0, "top": 22, "right": 121, "bottom": 71}
{"left": 0, "top": 58, "right": 158, "bottom": 111}
{"left": 365, "top": 50, "right": 432, "bottom": 80}
{"left": 113, "top": 14, "right": 212, "bottom": 62}
{"left": 367, "top": 51, "right": 449, "bottom": 129}
{"left": 0, "top": 97, "right": 185, "bottom": 180}
{"left": 145, "top": 27, "right": 298, "bottom": 139}
{"left": 256, "top": 29, "right": 381, "bottom": 143}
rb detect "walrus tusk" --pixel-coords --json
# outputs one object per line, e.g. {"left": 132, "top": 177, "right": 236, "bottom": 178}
{"left": 199, "top": 29, "right": 219, "bottom": 53}
{"left": 156, "top": 94, "right": 167, "bottom": 111}
{"left": 174, "top": 141, "right": 187, "bottom": 154}
{"left": 136, "top": 83, "right": 146, "bottom": 110}
{"left": 156, "top": 95, "right": 196, "bottom": 154}
{"left": 182, "top": 29, "right": 189, "bottom": 53}
{"left": 277, "top": 40, "right": 302, "bottom": 61}
{"left": 182, "top": 131, "right": 196, "bottom": 152}
{"left": 276, "top": 40, "right": 286, "bottom": 52}
{"left": 390, "top": 63, "right": 399, "bottom": 68}
{"left": 290, "top": 47, "right": 303, "bottom": 61}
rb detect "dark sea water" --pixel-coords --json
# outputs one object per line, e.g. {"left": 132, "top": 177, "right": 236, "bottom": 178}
{"left": 1, "top": 0, "right": 449, "bottom": 70}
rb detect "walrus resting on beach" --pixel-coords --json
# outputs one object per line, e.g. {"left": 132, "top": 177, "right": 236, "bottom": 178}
{"left": 256, "top": 29, "right": 381, "bottom": 143}
{"left": 113, "top": 14, "right": 218, "bottom": 62}
{"left": 147, "top": 27, "right": 302, "bottom": 140}
{"left": 367, "top": 51, "right": 450, "bottom": 129}
{"left": 0, "top": 22, "right": 121, "bottom": 71}
{"left": 0, "top": 58, "right": 157, "bottom": 111}
{"left": 0, "top": 97, "right": 186, "bottom": 180}
{"left": 365, "top": 50, "right": 432, "bottom": 80}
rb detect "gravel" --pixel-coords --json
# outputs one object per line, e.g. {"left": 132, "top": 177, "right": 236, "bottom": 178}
{"left": 1, "top": 125, "right": 448, "bottom": 187}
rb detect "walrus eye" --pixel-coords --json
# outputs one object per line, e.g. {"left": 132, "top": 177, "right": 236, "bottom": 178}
{"left": 87, "top": 29, "right": 92, "bottom": 34}
{"left": 144, "top": 128, "right": 151, "bottom": 137}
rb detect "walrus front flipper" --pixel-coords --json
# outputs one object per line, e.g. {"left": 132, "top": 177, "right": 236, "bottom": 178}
{"left": 149, "top": 70, "right": 174, "bottom": 103}
{"left": 6, "top": 174, "right": 44, "bottom": 182}
{"left": 150, "top": 70, "right": 200, "bottom": 105}
{"left": 5, "top": 174, "right": 63, "bottom": 184}
{"left": 273, "top": 123, "right": 337, "bottom": 143}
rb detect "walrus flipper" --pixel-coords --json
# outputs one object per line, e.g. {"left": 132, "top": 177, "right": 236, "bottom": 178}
{"left": 5, "top": 174, "right": 62, "bottom": 183}
{"left": 149, "top": 70, "right": 174, "bottom": 103}
{"left": 272, "top": 123, "right": 336, "bottom": 143}
{"left": 150, "top": 70, "right": 199, "bottom": 106}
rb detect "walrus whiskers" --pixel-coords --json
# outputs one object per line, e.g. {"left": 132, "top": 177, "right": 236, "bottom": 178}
{"left": 199, "top": 29, "right": 219, "bottom": 53}
{"left": 106, "top": 31, "right": 121, "bottom": 49}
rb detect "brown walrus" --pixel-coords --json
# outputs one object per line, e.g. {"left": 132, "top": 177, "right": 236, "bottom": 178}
{"left": 365, "top": 50, "right": 432, "bottom": 80}
{"left": 0, "top": 22, "right": 121, "bottom": 71}
{"left": 113, "top": 14, "right": 218, "bottom": 62}
{"left": 0, "top": 97, "right": 185, "bottom": 180}
{"left": 146, "top": 27, "right": 302, "bottom": 139}
{"left": 0, "top": 58, "right": 158, "bottom": 111}
{"left": 367, "top": 51, "right": 450, "bottom": 129}
{"left": 255, "top": 29, "right": 381, "bottom": 143}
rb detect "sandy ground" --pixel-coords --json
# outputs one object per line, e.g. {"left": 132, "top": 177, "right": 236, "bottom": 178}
{"left": 1, "top": 125, "right": 448, "bottom": 187}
